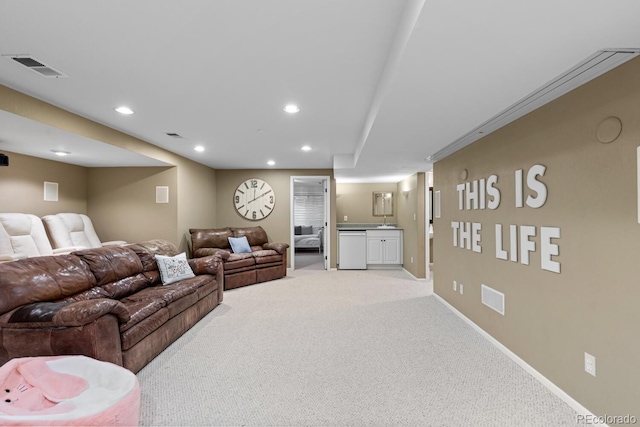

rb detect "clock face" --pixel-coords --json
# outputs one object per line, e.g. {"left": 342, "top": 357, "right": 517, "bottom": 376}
{"left": 234, "top": 178, "right": 276, "bottom": 220}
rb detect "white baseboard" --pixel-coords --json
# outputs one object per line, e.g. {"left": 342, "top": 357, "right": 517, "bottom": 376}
{"left": 433, "top": 293, "right": 596, "bottom": 419}
{"left": 403, "top": 268, "right": 433, "bottom": 294}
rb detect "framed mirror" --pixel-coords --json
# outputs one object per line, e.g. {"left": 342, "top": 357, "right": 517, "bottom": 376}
{"left": 372, "top": 192, "right": 393, "bottom": 216}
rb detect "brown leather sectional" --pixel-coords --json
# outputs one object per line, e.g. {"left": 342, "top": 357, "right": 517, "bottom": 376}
{"left": 0, "top": 240, "right": 224, "bottom": 373}
{"left": 189, "top": 226, "right": 289, "bottom": 290}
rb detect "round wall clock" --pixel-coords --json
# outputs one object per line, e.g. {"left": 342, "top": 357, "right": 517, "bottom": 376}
{"left": 234, "top": 178, "right": 276, "bottom": 220}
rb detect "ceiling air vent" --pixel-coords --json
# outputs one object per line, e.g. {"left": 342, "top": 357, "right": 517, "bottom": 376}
{"left": 166, "top": 133, "right": 183, "bottom": 138}
{"left": 10, "top": 56, "right": 68, "bottom": 78}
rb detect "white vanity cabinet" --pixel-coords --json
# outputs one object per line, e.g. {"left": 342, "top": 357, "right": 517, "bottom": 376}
{"left": 366, "top": 229, "right": 403, "bottom": 265}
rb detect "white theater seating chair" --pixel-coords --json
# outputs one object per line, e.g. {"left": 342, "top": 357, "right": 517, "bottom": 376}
{"left": 0, "top": 213, "right": 80, "bottom": 262}
{"left": 42, "top": 213, "right": 127, "bottom": 250}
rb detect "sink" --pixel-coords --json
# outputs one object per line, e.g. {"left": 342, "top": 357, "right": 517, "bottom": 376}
{"left": 376, "top": 225, "right": 396, "bottom": 228}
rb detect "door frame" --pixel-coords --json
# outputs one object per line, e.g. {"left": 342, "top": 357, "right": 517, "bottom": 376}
{"left": 290, "top": 175, "right": 331, "bottom": 270}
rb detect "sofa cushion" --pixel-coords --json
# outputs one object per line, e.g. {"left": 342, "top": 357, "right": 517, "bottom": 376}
{"left": 232, "top": 226, "right": 268, "bottom": 247}
{"left": 155, "top": 253, "right": 195, "bottom": 285}
{"left": 60, "top": 286, "right": 111, "bottom": 302}
{"left": 228, "top": 236, "right": 251, "bottom": 253}
{"left": 224, "top": 252, "right": 256, "bottom": 271}
{"left": 252, "top": 249, "right": 282, "bottom": 265}
{"left": 119, "top": 299, "right": 166, "bottom": 333}
{"left": 0, "top": 255, "right": 96, "bottom": 315}
{"left": 101, "top": 274, "right": 152, "bottom": 300}
{"left": 128, "top": 279, "right": 204, "bottom": 306}
{"left": 126, "top": 240, "right": 180, "bottom": 272}
{"left": 74, "top": 246, "right": 143, "bottom": 287}
{"left": 192, "top": 247, "right": 228, "bottom": 258}
{"left": 120, "top": 309, "right": 170, "bottom": 351}
{"left": 7, "top": 299, "right": 130, "bottom": 326}
{"left": 189, "top": 228, "right": 233, "bottom": 252}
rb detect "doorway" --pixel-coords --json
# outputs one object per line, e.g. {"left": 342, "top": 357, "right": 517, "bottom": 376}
{"left": 426, "top": 170, "right": 433, "bottom": 282}
{"left": 290, "top": 176, "right": 330, "bottom": 270}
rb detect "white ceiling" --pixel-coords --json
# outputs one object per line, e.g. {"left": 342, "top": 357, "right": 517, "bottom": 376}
{"left": 1, "top": 0, "right": 639, "bottom": 182}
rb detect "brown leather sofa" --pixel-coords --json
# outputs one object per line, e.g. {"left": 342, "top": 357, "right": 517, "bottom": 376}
{"left": 190, "top": 226, "right": 289, "bottom": 290}
{"left": 0, "top": 240, "right": 224, "bottom": 373}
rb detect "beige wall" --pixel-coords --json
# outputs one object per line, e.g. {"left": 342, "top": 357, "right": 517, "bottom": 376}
{"left": 397, "top": 173, "right": 426, "bottom": 278}
{"left": 87, "top": 167, "right": 178, "bottom": 245}
{"left": 336, "top": 182, "right": 397, "bottom": 224}
{"left": 0, "top": 151, "right": 87, "bottom": 215}
{"left": 433, "top": 57, "right": 640, "bottom": 417}
{"left": 176, "top": 160, "right": 217, "bottom": 252}
{"left": 216, "top": 169, "right": 336, "bottom": 268}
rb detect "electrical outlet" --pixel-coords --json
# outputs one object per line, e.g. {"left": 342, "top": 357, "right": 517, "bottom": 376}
{"left": 584, "top": 352, "right": 596, "bottom": 377}
{"left": 453, "top": 280, "right": 457, "bottom": 291}
{"left": 343, "top": 215, "right": 348, "bottom": 221}
{"left": 460, "top": 283, "right": 464, "bottom": 295}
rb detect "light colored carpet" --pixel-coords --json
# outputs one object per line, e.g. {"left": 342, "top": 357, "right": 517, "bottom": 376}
{"left": 137, "top": 269, "right": 579, "bottom": 426}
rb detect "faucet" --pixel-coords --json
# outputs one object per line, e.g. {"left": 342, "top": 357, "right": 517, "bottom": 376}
{"left": 383, "top": 215, "right": 387, "bottom": 226}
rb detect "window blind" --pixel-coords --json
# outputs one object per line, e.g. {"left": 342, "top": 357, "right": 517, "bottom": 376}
{"left": 293, "top": 194, "right": 325, "bottom": 226}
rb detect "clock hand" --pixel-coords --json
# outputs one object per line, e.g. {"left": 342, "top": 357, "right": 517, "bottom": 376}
{"left": 247, "top": 189, "right": 272, "bottom": 204}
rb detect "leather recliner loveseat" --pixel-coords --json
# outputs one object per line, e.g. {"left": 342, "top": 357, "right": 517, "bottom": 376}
{"left": 0, "top": 240, "right": 224, "bottom": 373}
{"left": 189, "top": 226, "right": 289, "bottom": 290}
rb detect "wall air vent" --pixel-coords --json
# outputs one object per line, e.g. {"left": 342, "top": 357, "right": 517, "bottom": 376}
{"left": 429, "top": 49, "right": 640, "bottom": 162}
{"left": 10, "top": 56, "right": 68, "bottom": 78}
{"left": 481, "top": 284, "right": 505, "bottom": 315}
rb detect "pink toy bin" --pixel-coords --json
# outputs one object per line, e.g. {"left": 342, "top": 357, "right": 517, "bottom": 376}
{"left": 0, "top": 355, "right": 140, "bottom": 426}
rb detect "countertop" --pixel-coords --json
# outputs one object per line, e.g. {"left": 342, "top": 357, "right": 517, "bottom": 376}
{"left": 337, "top": 223, "right": 403, "bottom": 231}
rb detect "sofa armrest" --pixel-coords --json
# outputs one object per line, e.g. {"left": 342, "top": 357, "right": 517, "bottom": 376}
{"left": 0, "top": 253, "right": 28, "bottom": 262}
{"left": 6, "top": 299, "right": 130, "bottom": 327}
{"left": 102, "top": 240, "right": 128, "bottom": 246}
{"left": 262, "top": 242, "right": 289, "bottom": 254}
{"left": 188, "top": 255, "right": 223, "bottom": 276}
{"left": 193, "top": 248, "right": 231, "bottom": 259}
{"left": 53, "top": 246, "right": 86, "bottom": 255}
{"left": 188, "top": 255, "right": 225, "bottom": 302}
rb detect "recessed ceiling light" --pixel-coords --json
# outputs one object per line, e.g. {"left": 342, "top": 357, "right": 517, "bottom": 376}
{"left": 194, "top": 145, "right": 205, "bottom": 152}
{"left": 51, "top": 150, "right": 70, "bottom": 156}
{"left": 283, "top": 104, "right": 300, "bottom": 114}
{"left": 267, "top": 160, "right": 275, "bottom": 166}
{"left": 301, "top": 145, "right": 312, "bottom": 151}
{"left": 115, "top": 106, "right": 134, "bottom": 115}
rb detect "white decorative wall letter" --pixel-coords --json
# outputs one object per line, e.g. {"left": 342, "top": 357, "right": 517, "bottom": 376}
{"left": 451, "top": 221, "right": 460, "bottom": 247}
{"left": 526, "top": 164, "right": 547, "bottom": 208}
{"left": 456, "top": 184, "right": 465, "bottom": 210}
{"left": 465, "top": 181, "right": 479, "bottom": 210}
{"left": 540, "top": 226, "right": 561, "bottom": 273}
{"left": 486, "top": 175, "right": 500, "bottom": 209}
{"left": 495, "top": 224, "right": 508, "bottom": 260}
{"left": 519, "top": 225, "right": 536, "bottom": 265}
{"left": 515, "top": 169, "right": 524, "bottom": 208}
{"left": 472, "top": 222, "right": 482, "bottom": 253}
